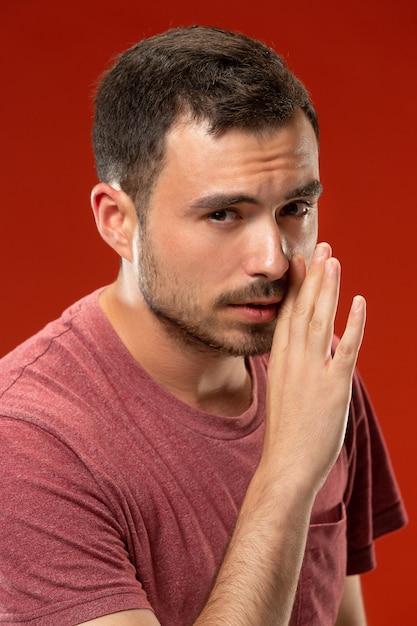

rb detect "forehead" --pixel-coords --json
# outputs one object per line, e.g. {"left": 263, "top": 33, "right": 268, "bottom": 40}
{"left": 155, "top": 109, "right": 319, "bottom": 201}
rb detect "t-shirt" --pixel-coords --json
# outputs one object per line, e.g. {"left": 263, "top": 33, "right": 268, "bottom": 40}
{"left": 0, "top": 290, "right": 407, "bottom": 626}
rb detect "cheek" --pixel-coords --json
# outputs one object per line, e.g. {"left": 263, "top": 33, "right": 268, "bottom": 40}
{"left": 303, "top": 223, "right": 319, "bottom": 266}
{"left": 153, "top": 235, "right": 208, "bottom": 281}
{"left": 281, "top": 220, "right": 318, "bottom": 262}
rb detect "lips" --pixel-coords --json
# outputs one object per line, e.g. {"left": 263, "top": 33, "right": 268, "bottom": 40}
{"left": 229, "top": 301, "right": 280, "bottom": 323}
{"left": 244, "top": 300, "right": 281, "bottom": 307}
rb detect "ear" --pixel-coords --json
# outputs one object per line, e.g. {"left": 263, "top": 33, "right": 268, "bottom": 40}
{"left": 91, "top": 183, "right": 137, "bottom": 262}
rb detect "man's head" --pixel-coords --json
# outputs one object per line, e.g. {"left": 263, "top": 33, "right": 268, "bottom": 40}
{"left": 91, "top": 27, "right": 321, "bottom": 358}
{"left": 92, "top": 25, "right": 318, "bottom": 215}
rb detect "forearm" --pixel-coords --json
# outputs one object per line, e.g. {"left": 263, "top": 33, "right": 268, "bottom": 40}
{"left": 195, "top": 470, "right": 315, "bottom": 625}
{"left": 335, "top": 575, "right": 367, "bottom": 625}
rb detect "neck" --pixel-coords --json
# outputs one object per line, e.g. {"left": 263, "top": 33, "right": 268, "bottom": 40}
{"left": 99, "top": 280, "right": 252, "bottom": 417}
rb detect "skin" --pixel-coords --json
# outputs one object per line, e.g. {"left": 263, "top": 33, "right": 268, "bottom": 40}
{"left": 95, "top": 111, "right": 321, "bottom": 414}
{"left": 87, "top": 109, "right": 367, "bottom": 624}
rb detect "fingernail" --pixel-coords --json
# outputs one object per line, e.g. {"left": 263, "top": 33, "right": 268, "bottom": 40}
{"left": 352, "top": 295, "right": 365, "bottom": 312}
{"left": 325, "top": 258, "right": 337, "bottom": 274}
{"left": 314, "top": 243, "right": 327, "bottom": 259}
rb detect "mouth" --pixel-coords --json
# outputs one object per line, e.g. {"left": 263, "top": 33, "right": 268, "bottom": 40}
{"left": 229, "top": 300, "right": 280, "bottom": 324}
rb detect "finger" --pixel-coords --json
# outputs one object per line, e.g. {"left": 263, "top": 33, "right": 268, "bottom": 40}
{"left": 332, "top": 295, "right": 366, "bottom": 376}
{"left": 278, "top": 253, "right": 306, "bottom": 320}
{"left": 305, "top": 256, "right": 341, "bottom": 359}
{"left": 286, "top": 243, "right": 332, "bottom": 351}
{"left": 279, "top": 243, "right": 332, "bottom": 325}
{"left": 271, "top": 253, "right": 306, "bottom": 357}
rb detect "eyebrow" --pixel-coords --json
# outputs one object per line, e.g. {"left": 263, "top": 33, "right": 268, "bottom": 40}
{"left": 285, "top": 180, "right": 323, "bottom": 200}
{"left": 190, "top": 194, "right": 258, "bottom": 211}
{"left": 189, "top": 179, "right": 323, "bottom": 211}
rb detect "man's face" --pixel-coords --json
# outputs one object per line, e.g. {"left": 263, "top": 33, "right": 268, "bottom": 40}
{"left": 134, "top": 109, "right": 320, "bottom": 357}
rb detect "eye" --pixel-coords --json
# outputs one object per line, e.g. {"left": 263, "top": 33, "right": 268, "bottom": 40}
{"left": 279, "top": 201, "right": 311, "bottom": 217}
{"left": 207, "top": 209, "right": 239, "bottom": 223}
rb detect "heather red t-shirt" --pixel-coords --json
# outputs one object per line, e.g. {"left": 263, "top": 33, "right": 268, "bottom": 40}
{"left": 0, "top": 290, "right": 407, "bottom": 626}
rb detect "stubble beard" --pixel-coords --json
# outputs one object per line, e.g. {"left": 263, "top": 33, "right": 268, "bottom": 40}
{"left": 136, "top": 233, "right": 285, "bottom": 358}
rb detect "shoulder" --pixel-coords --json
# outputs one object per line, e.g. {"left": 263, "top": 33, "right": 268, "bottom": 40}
{"left": 0, "top": 289, "right": 112, "bottom": 428}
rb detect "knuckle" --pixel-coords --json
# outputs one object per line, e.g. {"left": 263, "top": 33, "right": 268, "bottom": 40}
{"left": 336, "top": 341, "right": 355, "bottom": 359}
{"left": 292, "top": 299, "right": 309, "bottom": 318}
{"left": 333, "top": 342, "right": 358, "bottom": 374}
{"left": 276, "top": 299, "right": 293, "bottom": 320}
{"left": 309, "top": 316, "right": 324, "bottom": 333}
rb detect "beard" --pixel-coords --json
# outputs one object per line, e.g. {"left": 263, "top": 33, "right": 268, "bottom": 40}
{"left": 136, "top": 232, "right": 287, "bottom": 358}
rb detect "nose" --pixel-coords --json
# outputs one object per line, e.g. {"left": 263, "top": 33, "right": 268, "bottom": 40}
{"left": 242, "top": 217, "right": 290, "bottom": 280}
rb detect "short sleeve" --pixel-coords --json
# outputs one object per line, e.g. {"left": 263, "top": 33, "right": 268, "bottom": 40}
{"left": 0, "top": 417, "right": 153, "bottom": 625}
{"left": 343, "top": 370, "right": 408, "bottom": 575}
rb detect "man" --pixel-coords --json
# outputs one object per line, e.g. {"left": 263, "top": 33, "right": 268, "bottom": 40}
{"left": 0, "top": 25, "right": 406, "bottom": 626}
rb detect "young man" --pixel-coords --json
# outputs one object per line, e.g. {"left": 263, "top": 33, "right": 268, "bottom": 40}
{"left": 0, "top": 25, "right": 406, "bottom": 626}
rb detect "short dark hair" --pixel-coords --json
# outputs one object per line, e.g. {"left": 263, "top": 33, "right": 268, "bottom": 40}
{"left": 93, "top": 25, "right": 319, "bottom": 212}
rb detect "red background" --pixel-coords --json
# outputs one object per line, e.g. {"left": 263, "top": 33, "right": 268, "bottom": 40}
{"left": 1, "top": 1, "right": 415, "bottom": 622}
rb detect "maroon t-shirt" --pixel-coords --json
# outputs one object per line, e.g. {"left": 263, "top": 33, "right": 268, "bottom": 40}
{"left": 0, "top": 290, "right": 407, "bottom": 625}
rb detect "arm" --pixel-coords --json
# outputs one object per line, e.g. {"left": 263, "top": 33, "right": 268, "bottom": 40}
{"left": 335, "top": 575, "right": 367, "bottom": 626}
{"left": 79, "top": 244, "right": 366, "bottom": 626}
{"left": 78, "top": 574, "right": 367, "bottom": 626}
{"left": 195, "top": 244, "right": 366, "bottom": 625}
{"left": 79, "top": 574, "right": 368, "bottom": 626}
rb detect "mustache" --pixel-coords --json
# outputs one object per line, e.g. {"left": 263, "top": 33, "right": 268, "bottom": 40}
{"left": 214, "top": 277, "right": 288, "bottom": 306}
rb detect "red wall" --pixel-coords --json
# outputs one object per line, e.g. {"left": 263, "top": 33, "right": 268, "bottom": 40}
{"left": 1, "top": 1, "right": 415, "bottom": 622}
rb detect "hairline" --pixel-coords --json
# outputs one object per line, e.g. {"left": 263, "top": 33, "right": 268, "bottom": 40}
{"left": 131, "top": 107, "right": 319, "bottom": 221}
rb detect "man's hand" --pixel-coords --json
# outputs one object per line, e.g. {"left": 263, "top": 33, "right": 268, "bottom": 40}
{"left": 263, "top": 242, "right": 366, "bottom": 493}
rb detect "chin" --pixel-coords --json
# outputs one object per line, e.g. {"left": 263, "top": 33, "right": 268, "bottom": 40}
{"left": 217, "top": 331, "right": 275, "bottom": 358}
